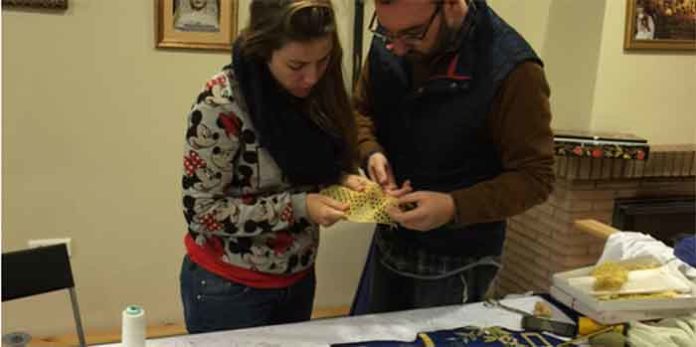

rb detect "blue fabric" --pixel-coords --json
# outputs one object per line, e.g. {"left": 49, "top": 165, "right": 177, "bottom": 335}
{"left": 350, "top": 234, "right": 378, "bottom": 315}
{"left": 674, "top": 236, "right": 696, "bottom": 267}
{"left": 331, "top": 326, "right": 566, "bottom": 346}
{"left": 179, "top": 256, "right": 315, "bottom": 333}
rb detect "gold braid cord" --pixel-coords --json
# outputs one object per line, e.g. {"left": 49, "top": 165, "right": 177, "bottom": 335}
{"left": 320, "top": 181, "right": 397, "bottom": 225}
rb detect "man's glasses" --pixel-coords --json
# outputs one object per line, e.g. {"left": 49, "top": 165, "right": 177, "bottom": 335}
{"left": 368, "top": 4, "right": 442, "bottom": 46}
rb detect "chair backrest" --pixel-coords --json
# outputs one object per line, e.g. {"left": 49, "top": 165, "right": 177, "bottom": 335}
{"left": 2, "top": 244, "right": 75, "bottom": 301}
{"left": 2, "top": 244, "right": 86, "bottom": 347}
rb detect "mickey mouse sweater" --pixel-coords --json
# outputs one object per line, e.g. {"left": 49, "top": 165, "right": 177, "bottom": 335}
{"left": 182, "top": 69, "right": 317, "bottom": 288}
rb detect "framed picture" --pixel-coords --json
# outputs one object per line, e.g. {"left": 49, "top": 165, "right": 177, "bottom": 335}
{"left": 1, "top": 0, "right": 67, "bottom": 9}
{"left": 156, "top": 0, "right": 238, "bottom": 51}
{"left": 624, "top": 0, "right": 696, "bottom": 50}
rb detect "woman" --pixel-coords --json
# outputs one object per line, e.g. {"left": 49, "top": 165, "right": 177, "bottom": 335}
{"left": 180, "top": 0, "right": 363, "bottom": 333}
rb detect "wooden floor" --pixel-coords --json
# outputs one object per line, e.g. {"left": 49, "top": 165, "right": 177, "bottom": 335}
{"left": 27, "top": 306, "right": 350, "bottom": 346}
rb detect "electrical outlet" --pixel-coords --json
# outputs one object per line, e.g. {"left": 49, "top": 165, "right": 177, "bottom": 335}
{"left": 27, "top": 238, "right": 72, "bottom": 257}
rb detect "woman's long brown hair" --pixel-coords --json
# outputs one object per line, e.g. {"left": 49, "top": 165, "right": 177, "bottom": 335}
{"left": 238, "top": 0, "right": 357, "bottom": 172}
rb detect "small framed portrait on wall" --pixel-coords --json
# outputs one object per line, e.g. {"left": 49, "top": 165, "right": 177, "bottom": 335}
{"left": 156, "top": 0, "right": 238, "bottom": 51}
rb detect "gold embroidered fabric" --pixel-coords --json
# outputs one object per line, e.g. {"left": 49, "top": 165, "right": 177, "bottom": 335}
{"left": 320, "top": 181, "right": 397, "bottom": 225}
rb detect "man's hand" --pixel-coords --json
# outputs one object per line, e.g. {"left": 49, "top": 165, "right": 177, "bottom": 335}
{"left": 386, "top": 191, "right": 456, "bottom": 231}
{"left": 341, "top": 174, "right": 370, "bottom": 192}
{"left": 386, "top": 180, "right": 412, "bottom": 198}
{"left": 306, "top": 194, "right": 348, "bottom": 227}
{"left": 367, "top": 152, "right": 397, "bottom": 190}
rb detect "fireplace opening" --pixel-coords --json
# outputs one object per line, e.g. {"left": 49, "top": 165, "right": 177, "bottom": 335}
{"left": 612, "top": 196, "right": 696, "bottom": 247}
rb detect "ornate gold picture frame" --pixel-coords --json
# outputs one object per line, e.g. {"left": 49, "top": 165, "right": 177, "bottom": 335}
{"left": 624, "top": 0, "right": 696, "bottom": 50}
{"left": 156, "top": 0, "right": 238, "bottom": 51}
{"left": 2, "top": 0, "right": 67, "bottom": 9}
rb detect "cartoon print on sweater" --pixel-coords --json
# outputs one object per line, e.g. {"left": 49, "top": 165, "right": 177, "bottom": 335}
{"left": 187, "top": 110, "right": 219, "bottom": 149}
{"left": 267, "top": 230, "right": 294, "bottom": 256}
{"left": 182, "top": 69, "right": 318, "bottom": 276}
{"left": 217, "top": 111, "right": 242, "bottom": 139}
{"left": 300, "top": 247, "right": 314, "bottom": 268}
{"left": 231, "top": 128, "right": 260, "bottom": 189}
{"left": 233, "top": 164, "right": 254, "bottom": 189}
{"left": 225, "top": 237, "right": 252, "bottom": 256}
{"left": 182, "top": 150, "right": 222, "bottom": 191}
{"left": 211, "top": 146, "right": 235, "bottom": 171}
{"left": 243, "top": 200, "right": 277, "bottom": 234}
{"left": 197, "top": 74, "right": 233, "bottom": 106}
{"left": 244, "top": 243, "right": 273, "bottom": 271}
{"left": 182, "top": 195, "right": 215, "bottom": 225}
{"left": 211, "top": 199, "right": 240, "bottom": 234}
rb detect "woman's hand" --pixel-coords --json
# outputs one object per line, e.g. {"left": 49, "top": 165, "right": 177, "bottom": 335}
{"left": 306, "top": 194, "right": 348, "bottom": 227}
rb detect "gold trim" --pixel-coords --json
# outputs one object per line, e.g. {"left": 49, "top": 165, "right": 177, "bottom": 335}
{"left": 624, "top": 0, "right": 696, "bottom": 51}
{"left": 520, "top": 332, "right": 554, "bottom": 347}
{"left": 155, "top": 0, "right": 238, "bottom": 51}
{"left": 2, "top": 0, "right": 67, "bottom": 9}
{"left": 418, "top": 333, "right": 436, "bottom": 347}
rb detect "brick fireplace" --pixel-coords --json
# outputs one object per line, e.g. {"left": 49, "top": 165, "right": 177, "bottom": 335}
{"left": 495, "top": 144, "right": 696, "bottom": 296}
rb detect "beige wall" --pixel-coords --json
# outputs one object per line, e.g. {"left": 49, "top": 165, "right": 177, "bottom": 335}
{"left": 3, "top": 0, "right": 694, "bottom": 339}
{"left": 543, "top": 0, "right": 607, "bottom": 131}
{"left": 488, "top": 0, "right": 552, "bottom": 54}
{"left": 1, "top": 0, "right": 371, "bottom": 337}
{"left": 589, "top": 0, "right": 696, "bottom": 144}
{"left": 542, "top": 0, "right": 695, "bottom": 143}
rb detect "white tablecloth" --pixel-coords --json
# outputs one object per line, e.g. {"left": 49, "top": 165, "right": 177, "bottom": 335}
{"left": 100, "top": 296, "right": 572, "bottom": 346}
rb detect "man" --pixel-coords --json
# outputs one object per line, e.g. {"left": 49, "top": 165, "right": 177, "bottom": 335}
{"left": 352, "top": 0, "right": 555, "bottom": 314}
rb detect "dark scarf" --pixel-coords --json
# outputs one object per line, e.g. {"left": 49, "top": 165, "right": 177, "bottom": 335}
{"left": 231, "top": 42, "right": 344, "bottom": 186}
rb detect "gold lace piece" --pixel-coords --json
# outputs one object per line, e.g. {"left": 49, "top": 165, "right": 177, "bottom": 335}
{"left": 591, "top": 260, "right": 661, "bottom": 291}
{"left": 320, "top": 181, "right": 398, "bottom": 225}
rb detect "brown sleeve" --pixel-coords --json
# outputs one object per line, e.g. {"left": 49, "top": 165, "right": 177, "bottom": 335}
{"left": 451, "top": 61, "right": 555, "bottom": 225}
{"left": 353, "top": 60, "right": 385, "bottom": 164}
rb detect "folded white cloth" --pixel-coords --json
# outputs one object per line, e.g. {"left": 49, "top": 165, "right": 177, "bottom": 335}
{"left": 597, "top": 231, "right": 696, "bottom": 280}
{"left": 628, "top": 316, "right": 696, "bottom": 347}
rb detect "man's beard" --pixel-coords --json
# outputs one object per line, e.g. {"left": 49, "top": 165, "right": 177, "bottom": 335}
{"left": 405, "top": 21, "right": 459, "bottom": 63}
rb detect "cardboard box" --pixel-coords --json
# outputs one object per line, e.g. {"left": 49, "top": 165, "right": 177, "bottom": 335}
{"left": 550, "top": 264, "right": 696, "bottom": 324}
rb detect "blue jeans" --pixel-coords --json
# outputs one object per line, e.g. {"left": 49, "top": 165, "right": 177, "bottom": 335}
{"left": 180, "top": 256, "right": 315, "bottom": 333}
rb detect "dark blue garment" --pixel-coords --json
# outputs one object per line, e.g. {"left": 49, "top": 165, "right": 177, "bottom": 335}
{"left": 675, "top": 236, "right": 696, "bottom": 267}
{"left": 179, "top": 256, "right": 315, "bottom": 333}
{"left": 331, "top": 326, "right": 566, "bottom": 347}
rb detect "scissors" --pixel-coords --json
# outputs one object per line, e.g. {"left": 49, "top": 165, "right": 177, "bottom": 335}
{"left": 483, "top": 299, "right": 532, "bottom": 316}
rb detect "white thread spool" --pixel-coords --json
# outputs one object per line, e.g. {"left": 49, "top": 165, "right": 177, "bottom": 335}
{"left": 121, "top": 305, "right": 146, "bottom": 347}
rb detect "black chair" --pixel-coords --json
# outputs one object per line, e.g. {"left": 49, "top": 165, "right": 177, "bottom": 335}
{"left": 2, "top": 244, "right": 86, "bottom": 347}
